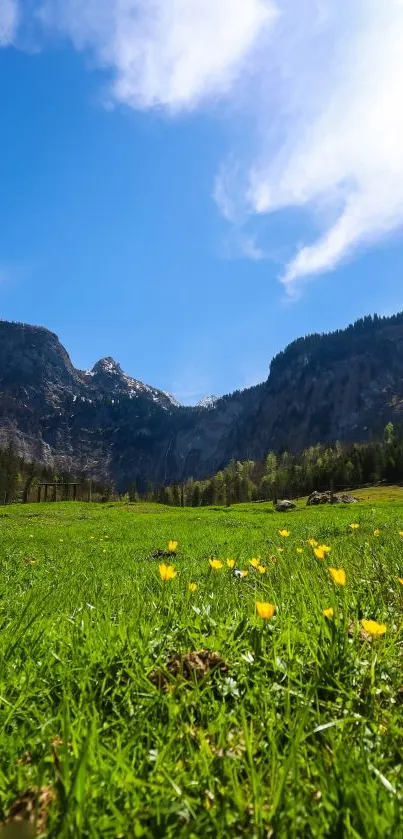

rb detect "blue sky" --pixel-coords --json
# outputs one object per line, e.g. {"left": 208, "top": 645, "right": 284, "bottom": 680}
{"left": 1, "top": 1, "right": 403, "bottom": 403}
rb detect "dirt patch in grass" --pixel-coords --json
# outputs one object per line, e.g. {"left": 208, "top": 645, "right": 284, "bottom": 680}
{"left": 1, "top": 786, "right": 54, "bottom": 838}
{"left": 150, "top": 650, "right": 228, "bottom": 690}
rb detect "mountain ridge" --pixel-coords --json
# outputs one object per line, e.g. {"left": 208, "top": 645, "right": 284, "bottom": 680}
{"left": 0, "top": 313, "right": 403, "bottom": 488}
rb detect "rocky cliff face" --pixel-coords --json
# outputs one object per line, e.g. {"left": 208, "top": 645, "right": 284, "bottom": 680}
{"left": 0, "top": 314, "right": 403, "bottom": 488}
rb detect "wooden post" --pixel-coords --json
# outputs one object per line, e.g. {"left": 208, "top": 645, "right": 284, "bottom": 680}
{"left": 88, "top": 480, "right": 92, "bottom": 503}
{"left": 330, "top": 478, "right": 334, "bottom": 505}
{"left": 44, "top": 484, "right": 48, "bottom": 502}
{"left": 52, "top": 485, "right": 57, "bottom": 503}
{"left": 37, "top": 486, "right": 42, "bottom": 503}
{"left": 73, "top": 484, "right": 77, "bottom": 501}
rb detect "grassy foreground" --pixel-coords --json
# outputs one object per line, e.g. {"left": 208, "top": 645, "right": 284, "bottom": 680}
{"left": 1, "top": 494, "right": 403, "bottom": 837}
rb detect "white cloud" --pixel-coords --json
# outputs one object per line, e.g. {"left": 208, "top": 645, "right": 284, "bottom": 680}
{"left": 217, "top": 0, "right": 403, "bottom": 289}
{"left": 14, "top": 0, "right": 403, "bottom": 289}
{"left": 38, "top": 0, "right": 276, "bottom": 110}
{"left": 0, "top": 0, "right": 19, "bottom": 45}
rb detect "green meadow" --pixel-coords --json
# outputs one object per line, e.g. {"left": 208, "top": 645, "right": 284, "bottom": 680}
{"left": 1, "top": 491, "right": 403, "bottom": 838}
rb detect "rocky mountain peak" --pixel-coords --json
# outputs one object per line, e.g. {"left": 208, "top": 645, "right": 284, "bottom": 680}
{"left": 91, "top": 357, "right": 123, "bottom": 376}
{"left": 196, "top": 395, "right": 219, "bottom": 409}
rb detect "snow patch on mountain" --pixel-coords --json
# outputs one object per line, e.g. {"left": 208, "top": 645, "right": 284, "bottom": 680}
{"left": 196, "top": 395, "right": 219, "bottom": 409}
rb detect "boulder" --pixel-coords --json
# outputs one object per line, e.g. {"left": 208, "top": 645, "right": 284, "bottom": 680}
{"left": 307, "top": 490, "right": 358, "bottom": 506}
{"left": 275, "top": 499, "right": 297, "bottom": 512}
{"left": 306, "top": 491, "right": 342, "bottom": 506}
{"left": 340, "top": 494, "right": 359, "bottom": 504}
{"left": 307, "top": 491, "right": 332, "bottom": 506}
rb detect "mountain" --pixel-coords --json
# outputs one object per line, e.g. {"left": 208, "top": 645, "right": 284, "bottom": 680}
{"left": 196, "top": 396, "right": 219, "bottom": 409}
{"left": 0, "top": 313, "right": 403, "bottom": 489}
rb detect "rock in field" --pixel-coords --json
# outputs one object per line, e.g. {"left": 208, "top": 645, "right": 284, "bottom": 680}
{"left": 275, "top": 500, "right": 297, "bottom": 512}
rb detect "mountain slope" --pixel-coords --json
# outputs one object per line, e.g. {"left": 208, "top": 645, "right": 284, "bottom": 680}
{"left": 0, "top": 314, "right": 403, "bottom": 488}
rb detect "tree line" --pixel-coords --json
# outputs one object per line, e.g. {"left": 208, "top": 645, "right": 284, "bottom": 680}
{"left": 0, "top": 445, "right": 112, "bottom": 505}
{"left": 147, "top": 423, "right": 403, "bottom": 507}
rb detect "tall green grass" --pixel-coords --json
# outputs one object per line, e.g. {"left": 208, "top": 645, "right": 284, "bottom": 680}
{"left": 0, "top": 497, "right": 403, "bottom": 837}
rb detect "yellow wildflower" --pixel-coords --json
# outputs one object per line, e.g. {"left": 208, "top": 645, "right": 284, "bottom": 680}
{"left": 323, "top": 607, "right": 334, "bottom": 619}
{"left": 158, "top": 563, "right": 177, "bottom": 581}
{"left": 361, "top": 619, "right": 387, "bottom": 637}
{"left": 209, "top": 559, "right": 223, "bottom": 570}
{"left": 227, "top": 559, "right": 235, "bottom": 568}
{"left": 308, "top": 539, "right": 318, "bottom": 547}
{"left": 240, "top": 569, "right": 248, "bottom": 578}
{"left": 349, "top": 523, "right": 359, "bottom": 530}
{"left": 373, "top": 529, "right": 381, "bottom": 537}
{"left": 279, "top": 529, "right": 290, "bottom": 538}
{"left": 319, "top": 545, "right": 331, "bottom": 554}
{"left": 188, "top": 583, "right": 197, "bottom": 593}
{"left": 296, "top": 547, "right": 303, "bottom": 554}
{"left": 397, "top": 577, "right": 403, "bottom": 586}
{"left": 249, "top": 558, "right": 260, "bottom": 569}
{"left": 328, "top": 567, "right": 346, "bottom": 586}
{"left": 256, "top": 602, "right": 276, "bottom": 620}
{"left": 277, "top": 547, "right": 284, "bottom": 553}
{"left": 257, "top": 565, "right": 267, "bottom": 574}
{"left": 399, "top": 531, "right": 403, "bottom": 538}
{"left": 168, "top": 540, "right": 178, "bottom": 553}
{"left": 314, "top": 547, "right": 326, "bottom": 561}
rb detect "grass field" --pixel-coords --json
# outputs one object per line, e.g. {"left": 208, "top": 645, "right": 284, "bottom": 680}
{"left": 1, "top": 491, "right": 403, "bottom": 838}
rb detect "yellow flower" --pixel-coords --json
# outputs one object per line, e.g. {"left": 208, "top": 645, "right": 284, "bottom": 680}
{"left": 257, "top": 565, "right": 267, "bottom": 574}
{"left": 209, "top": 559, "right": 223, "bottom": 570}
{"left": 397, "top": 577, "right": 403, "bottom": 586}
{"left": 361, "top": 619, "right": 387, "bottom": 637}
{"left": 319, "top": 545, "right": 331, "bottom": 554}
{"left": 308, "top": 539, "right": 318, "bottom": 547}
{"left": 240, "top": 569, "right": 248, "bottom": 578}
{"left": 373, "top": 529, "right": 381, "bottom": 537}
{"left": 168, "top": 540, "right": 178, "bottom": 553}
{"left": 314, "top": 547, "right": 326, "bottom": 561}
{"left": 158, "top": 563, "right": 177, "bottom": 581}
{"left": 277, "top": 547, "right": 284, "bottom": 553}
{"left": 188, "top": 583, "right": 197, "bottom": 593}
{"left": 323, "top": 607, "right": 334, "bottom": 618}
{"left": 227, "top": 559, "right": 235, "bottom": 568}
{"left": 399, "top": 531, "right": 403, "bottom": 538}
{"left": 349, "top": 523, "right": 359, "bottom": 530}
{"left": 279, "top": 529, "right": 290, "bottom": 538}
{"left": 249, "top": 558, "right": 260, "bottom": 569}
{"left": 256, "top": 602, "right": 276, "bottom": 620}
{"left": 328, "top": 567, "right": 346, "bottom": 586}
{"left": 296, "top": 547, "right": 303, "bottom": 554}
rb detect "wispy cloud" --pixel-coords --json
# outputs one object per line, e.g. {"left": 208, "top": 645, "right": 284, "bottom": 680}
{"left": 37, "top": 0, "right": 276, "bottom": 110}
{"left": 11, "top": 0, "right": 403, "bottom": 290}
{"left": 216, "top": 0, "right": 403, "bottom": 290}
{"left": 0, "top": 0, "right": 19, "bottom": 45}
